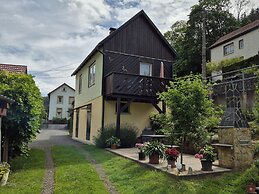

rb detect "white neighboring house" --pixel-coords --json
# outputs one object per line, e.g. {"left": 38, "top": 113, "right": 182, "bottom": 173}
{"left": 48, "top": 83, "right": 75, "bottom": 120}
{"left": 210, "top": 20, "right": 259, "bottom": 81}
{"left": 210, "top": 19, "right": 259, "bottom": 63}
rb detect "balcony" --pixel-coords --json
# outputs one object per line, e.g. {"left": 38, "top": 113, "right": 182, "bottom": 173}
{"left": 105, "top": 72, "right": 172, "bottom": 100}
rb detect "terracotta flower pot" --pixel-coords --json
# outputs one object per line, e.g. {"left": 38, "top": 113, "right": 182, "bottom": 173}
{"left": 167, "top": 159, "right": 176, "bottom": 168}
{"left": 246, "top": 183, "right": 256, "bottom": 193}
{"left": 111, "top": 144, "right": 117, "bottom": 149}
{"left": 149, "top": 153, "right": 159, "bottom": 164}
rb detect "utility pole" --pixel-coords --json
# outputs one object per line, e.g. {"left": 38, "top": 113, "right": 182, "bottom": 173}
{"left": 201, "top": 9, "right": 207, "bottom": 82}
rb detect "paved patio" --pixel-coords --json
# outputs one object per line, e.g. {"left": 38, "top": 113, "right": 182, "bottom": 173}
{"left": 107, "top": 148, "right": 232, "bottom": 177}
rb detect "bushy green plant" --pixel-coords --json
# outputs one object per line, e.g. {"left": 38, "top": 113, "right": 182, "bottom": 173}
{"left": 144, "top": 141, "right": 166, "bottom": 158}
{"left": 105, "top": 136, "right": 120, "bottom": 146}
{"left": 195, "top": 145, "right": 216, "bottom": 162}
{"left": 0, "top": 72, "right": 44, "bottom": 159}
{"left": 206, "top": 57, "right": 242, "bottom": 73}
{"left": 233, "top": 165, "right": 259, "bottom": 190}
{"left": 94, "top": 124, "right": 137, "bottom": 148}
{"left": 119, "top": 125, "right": 138, "bottom": 148}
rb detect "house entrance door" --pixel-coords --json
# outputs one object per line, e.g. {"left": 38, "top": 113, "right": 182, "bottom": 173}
{"left": 86, "top": 104, "right": 92, "bottom": 140}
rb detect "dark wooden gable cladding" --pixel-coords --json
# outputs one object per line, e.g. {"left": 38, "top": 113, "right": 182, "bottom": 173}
{"left": 103, "top": 52, "right": 172, "bottom": 77}
{"left": 102, "top": 13, "right": 174, "bottom": 77}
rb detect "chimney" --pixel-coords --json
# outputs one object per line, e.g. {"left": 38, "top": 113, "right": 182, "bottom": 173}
{"left": 109, "top": 27, "right": 117, "bottom": 34}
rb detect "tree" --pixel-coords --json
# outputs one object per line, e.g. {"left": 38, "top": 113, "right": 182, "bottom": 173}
{"left": 240, "top": 8, "right": 259, "bottom": 26}
{"left": 234, "top": 0, "right": 250, "bottom": 21}
{"left": 0, "top": 72, "right": 44, "bottom": 161}
{"left": 159, "top": 75, "right": 221, "bottom": 164}
{"left": 164, "top": 0, "right": 238, "bottom": 76}
{"left": 164, "top": 21, "right": 187, "bottom": 76}
{"left": 184, "top": 0, "right": 237, "bottom": 74}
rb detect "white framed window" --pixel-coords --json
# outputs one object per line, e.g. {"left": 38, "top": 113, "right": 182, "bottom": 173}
{"left": 223, "top": 43, "right": 234, "bottom": 56}
{"left": 88, "top": 63, "right": 96, "bottom": 87}
{"left": 239, "top": 39, "right": 244, "bottom": 49}
{"left": 56, "top": 108, "right": 62, "bottom": 118}
{"left": 57, "top": 96, "right": 63, "bottom": 104}
{"left": 62, "top": 87, "right": 67, "bottom": 92}
{"left": 79, "top": 74, "right": 82, "bottom": 94}
{"left": 140, "top": 62, "right": 152, "bottom": 76}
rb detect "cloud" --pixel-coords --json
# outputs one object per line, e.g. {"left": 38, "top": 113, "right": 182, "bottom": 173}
{"left": 0, "top": 0, "right": 200, "bottom": 95}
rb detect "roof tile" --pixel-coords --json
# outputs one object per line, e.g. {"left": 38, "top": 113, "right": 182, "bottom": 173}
{"left": 0, "top": 64, "right": 27, "bottom": 74}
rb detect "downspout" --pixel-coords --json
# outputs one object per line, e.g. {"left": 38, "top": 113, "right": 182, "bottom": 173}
{"left": 98, "top": 48, "right": 105, "bottom": 131}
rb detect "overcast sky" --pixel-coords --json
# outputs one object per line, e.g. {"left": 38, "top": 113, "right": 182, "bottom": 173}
{"left": 0, "top": 0, "right": 257, "bottom": 96}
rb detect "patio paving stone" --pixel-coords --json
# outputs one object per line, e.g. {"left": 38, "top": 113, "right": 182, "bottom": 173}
{"left": 107, "top": 148, "right": 232, "bottom": 177}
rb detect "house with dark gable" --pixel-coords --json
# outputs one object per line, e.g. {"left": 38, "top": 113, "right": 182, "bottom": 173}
{"left": 71, "top": 10, "right": 177, "bottom": 143}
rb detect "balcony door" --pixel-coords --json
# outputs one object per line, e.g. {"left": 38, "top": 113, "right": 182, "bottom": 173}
{"left": 86, "top": 104, "right": 92, "bottom": 140}
{"left": 140, "top": 62, "right": 152, "bottom": 76}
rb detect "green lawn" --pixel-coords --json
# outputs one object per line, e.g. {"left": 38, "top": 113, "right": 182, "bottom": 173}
{"left": 0, "top": 145, "right": 254, "bottom": 194}
{"left": 83, "top": 145, "right": 249, "bottom": 194}
{"left": 52, "top": 146, "right": 109, "bottom": 194}
{"left": 0, "top": 149, "right": 45, "bottom": 194}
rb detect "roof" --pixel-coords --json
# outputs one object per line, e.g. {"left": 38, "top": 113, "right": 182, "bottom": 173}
{"left": 48, "top": 83, "right": 75, "bottom": 97}
{"left": 210, "top": 19, "right": 259, "bottom": 49}
{"left": 0, "top": 64, "right": 27, "bottom": 74}
{"left": 71, "top": 10, "right": 177, "bottom": 76}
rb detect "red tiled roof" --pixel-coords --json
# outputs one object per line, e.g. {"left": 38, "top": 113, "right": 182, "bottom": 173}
{"left": 0, "top": 64, "right": 27, "bottom": 74}
{"left": 210, "top": 19, "right": 259, "bottom": 49}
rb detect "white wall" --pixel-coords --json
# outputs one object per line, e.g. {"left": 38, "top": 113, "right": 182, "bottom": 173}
{"left": 211, "top": 29, "right": 259, "bottom": 63}
{"left": 48, "top": 85, "right": 75, "bottom": 120}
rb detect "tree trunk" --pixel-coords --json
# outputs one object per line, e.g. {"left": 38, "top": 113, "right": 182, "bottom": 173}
{"left": 3, "top": 136, "right": 9, "bottom": 162}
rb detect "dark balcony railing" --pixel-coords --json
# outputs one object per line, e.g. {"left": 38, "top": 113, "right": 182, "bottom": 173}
{"left": 105, "top": 72, "right": 172, "bottom": 98}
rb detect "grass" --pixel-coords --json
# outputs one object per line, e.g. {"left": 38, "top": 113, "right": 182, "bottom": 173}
{"left": 83, "top": 145, "right": 249, "bottom": 194}
{"left": 52, "top": 146, "right": 109, "bottom": 194}
{"left": 0, "top": 149, "right": 45, "bottom": 194}
{"left": 0, "top": 145, "right": 254, "bottom": 194}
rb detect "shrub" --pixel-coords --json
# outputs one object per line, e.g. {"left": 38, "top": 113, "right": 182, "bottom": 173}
{"left": 50, "top": 117, "right": 68, "bottom": 124}
{"left": 149, "top": 113, "right": 173, "bottom": 135}
{"left": 105, "top": 136, "right": 120, "bottom": 146}
{"left": 94, "top": 124, "right": 137, "bottom": 148}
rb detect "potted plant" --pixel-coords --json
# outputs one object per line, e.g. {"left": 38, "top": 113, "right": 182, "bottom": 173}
{"left": 195, "top": 145, "right": 216, "bottom": 171}
{"left": 165, "top": 147, "right": 179, "bottom": 168}
{"left": 106, "top": 136, "right": 120, "bottom": 149}
{"left": 135, "top": 143, "right": 146, "bottom": 160}
{"left": 0, "top": 162, "right": 10, "bottom": 186}
{"left": 144, "top": 141, "right": 165, "bottom": 164}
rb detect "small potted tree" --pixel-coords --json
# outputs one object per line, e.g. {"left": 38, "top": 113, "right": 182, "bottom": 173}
{"left": 195, "top": 145, "right": 216, "bottom": 171}
{"left": 144, "top": 141, "right": 165, "bottom": 164}
{"left": 106, "top": 136, "right": 120, "bottom": 149}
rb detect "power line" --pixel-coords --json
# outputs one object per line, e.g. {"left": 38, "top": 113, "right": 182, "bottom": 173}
{"left": 30, "top": 61, "right": 80, "bottom": 73}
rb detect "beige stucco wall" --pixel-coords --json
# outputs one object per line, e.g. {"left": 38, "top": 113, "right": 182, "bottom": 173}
{"left": 211, "top": 29, "right": 259, "bottom": 63}
{"left": 72, "top": 96, "right": 103, "bottom": 144}
{"left": 104, "top": 100, "right": 161, "bottom": 136}
{"left": 74, "top": 51, "right": 103, "bottom": 108}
